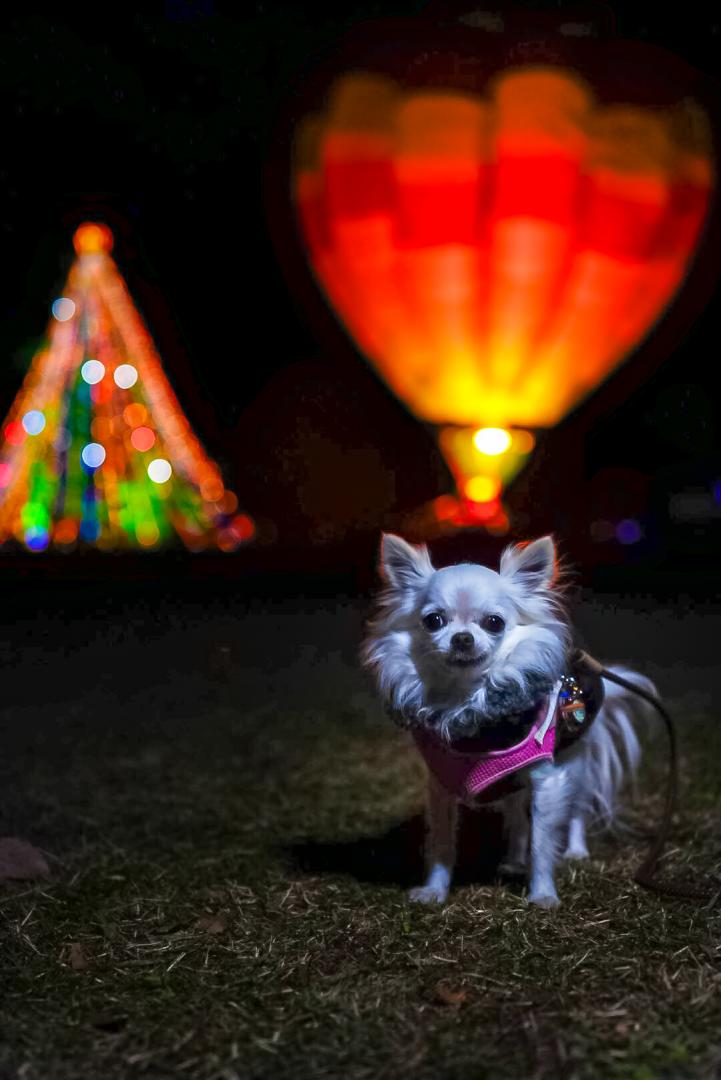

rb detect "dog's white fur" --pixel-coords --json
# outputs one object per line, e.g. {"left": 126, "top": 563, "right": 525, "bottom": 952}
{"left": 362, "top": 533, "right": 655, "bottom": 908}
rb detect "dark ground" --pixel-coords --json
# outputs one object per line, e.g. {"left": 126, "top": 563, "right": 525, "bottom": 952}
{"left": 1, "top": 573, "right": 720, "bottom": 1079}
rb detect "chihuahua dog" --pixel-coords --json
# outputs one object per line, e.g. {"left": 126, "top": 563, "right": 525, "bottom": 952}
{"left": 362, "top": 533, "right": 653, "bottom": 908}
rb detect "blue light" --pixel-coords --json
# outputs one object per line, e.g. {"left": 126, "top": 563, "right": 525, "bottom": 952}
{"left": 712, "top": 480, "right": 721, "bottom": 505}
{"left": 79, "top": 519, "right": 100, "bottom": 542}
{"left": 25, "top": 526, "right": 50, "bottom": 552}
{"left": 616, "top": 518, "right": 642, "bottom": 545}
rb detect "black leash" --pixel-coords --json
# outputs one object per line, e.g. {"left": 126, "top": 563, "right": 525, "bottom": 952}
{"left": 576, "top": 651, "right": 719, "bottom": 903}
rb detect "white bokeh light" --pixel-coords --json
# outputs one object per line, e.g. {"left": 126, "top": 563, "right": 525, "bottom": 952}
{"left": 81, "top": 360, "right": 106, "bottom": 385}
{"left": 114, "top": 363, "right": 138, "bottom": 389}
{"left": 22, "top": 410, "right": 46, "bottom": 435}
{"left": 81, "top": 442, "right": 106, "bottom": 469}
{"left": 472, "top": 427, "right": 512, "bottom": 456}
{"left": 52, "top": 297, "right": 76, "bottom": 322}
{"left": 147, "top": 458, "right": 172, "bottom": 484}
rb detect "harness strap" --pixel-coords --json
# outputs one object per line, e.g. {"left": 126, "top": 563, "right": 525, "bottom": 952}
{"left": 576, "top": 651, "right": 720, "bottom": 904}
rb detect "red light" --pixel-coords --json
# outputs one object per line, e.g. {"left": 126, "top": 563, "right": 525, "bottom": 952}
{"left": 4, "top": 421, "right": 25, "bottom": 447}
{"left": 464, "top": 497, "right": 500, "bottom": 522}
{"left": 433, "top": 495, "right": 459, "bottom": 521}
{"left": 130, "top": 426, "right": 156, "bottom": 452}
{"left": 230, "top": 513, "right": 255, "bottom": 541}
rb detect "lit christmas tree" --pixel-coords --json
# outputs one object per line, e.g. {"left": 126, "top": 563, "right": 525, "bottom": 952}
{"left": 0, "top": 223, "right": 253, "bottom": 553}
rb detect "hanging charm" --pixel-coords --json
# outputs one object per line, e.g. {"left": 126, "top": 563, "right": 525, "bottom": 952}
{"left": 559, "top": 673, "right": 587, "bottom": 729}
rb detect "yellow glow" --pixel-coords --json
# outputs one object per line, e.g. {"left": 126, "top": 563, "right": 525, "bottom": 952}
{"left": 465, "top": 475, "right": 501, "bottom": 502}
{"left": 472, "top": 427, "right": 512, "bottom": 456}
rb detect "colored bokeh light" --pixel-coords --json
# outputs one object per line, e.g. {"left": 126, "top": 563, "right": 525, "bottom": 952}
{"left": 25, "top": 525, "right": 50, "bottom": 552}
{"left": 433, "top": 494, "right": 459, "bottom": 522}
{"left": 513, "top": 431, "right": 536, "bottom": 455}
{"left": 123, "top": 402, "right": 147, "bottom": 427}
{"left": 130, "top": 426, "right": 155, "bottom": 452}
{"left": 4, "top": 421, "right": 25, "bottom": 447}
{"left": 200, "top": 479, "right": 224, "bottom": 502}
{"left": 0, "top": 222, "right": 251, "bottom": 552}
{"left": 54, "top": 518, "right": 79, "bottom": 544}
{"left": 465, "top": 497, "right": 500, "bottom": 522}
{"left": 616, "top": 518, "right": 642, "bottom": 544}
{"left": 52, "top": 298, "right": 75, "bottom": 322}
{"left": 80, "top": 519, "right": 100, "bottom": 542}
{"left": 230, "top": 513, "right": 255, "bottom": 541}
{"left": 73, "top": 222, "right": 114, "bottom": 255}
{"left": 136, "top": 521, "right": 160, "bottom": 547}
{"left": 218, "top": 491, "right": 239, "bottom": 515}
{"left": 91, "top": 417, "right": 111, "bottom": 442}
{"left": 465, "top": 476, "right": 502, "bottom": 502}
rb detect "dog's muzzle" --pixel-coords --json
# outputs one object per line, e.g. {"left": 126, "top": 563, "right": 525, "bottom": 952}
{"left": 446, "top": 651, "right": 487, "bottom": 668}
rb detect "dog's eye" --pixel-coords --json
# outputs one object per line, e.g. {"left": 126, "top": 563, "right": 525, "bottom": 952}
{"left": 422, "top": 611, "right": 446, "bottom": 632}
{"left": 482, "top": 614, "right": 505, "bottom": 634}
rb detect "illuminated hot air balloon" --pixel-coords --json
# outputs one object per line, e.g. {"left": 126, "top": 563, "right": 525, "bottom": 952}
{"left": 292, "top": 60, "right": 713, "bottom": 531}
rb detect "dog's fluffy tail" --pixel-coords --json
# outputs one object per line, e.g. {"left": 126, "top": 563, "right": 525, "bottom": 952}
{"left": 578, "top": 667, "right": 657, "bottom": 827}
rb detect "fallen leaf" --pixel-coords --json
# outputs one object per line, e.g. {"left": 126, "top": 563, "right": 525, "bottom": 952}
{"left": 434, "top": 983, "right": 467, "bottom": 1006}
{"left": 69, "top": 943, "right": 89, "bottom": 971}
{"left": 0, "top": 838, "right": 51, "bottom": 882}
{"left": 194, "top": 912, "right": 229, "bottom": 934}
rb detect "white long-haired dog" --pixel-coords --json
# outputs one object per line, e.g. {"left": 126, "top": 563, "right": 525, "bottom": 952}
{"left": 362, "top": 533, "right": 654, "bottom": 908}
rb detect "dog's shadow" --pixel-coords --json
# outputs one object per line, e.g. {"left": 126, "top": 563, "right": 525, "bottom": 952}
{"left": 286, "top": 806, "right": 523, "bottom": 890}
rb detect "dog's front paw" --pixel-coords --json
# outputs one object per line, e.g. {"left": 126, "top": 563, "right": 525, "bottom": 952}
{"left": 408, "top": 883, "right": 449, "bottom": 905}
{"left": 564, "top": 819, "right": 589, "bottom": 861}
{"left": 563, "top": 843, "right": 589, "bottom": 861}
{"left": 527, "top": 889, "right": 560, "bottom": 909}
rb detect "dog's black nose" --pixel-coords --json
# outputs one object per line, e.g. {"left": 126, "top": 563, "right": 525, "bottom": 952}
{"left": 451, "top": 631, "right": 475, "bottom": 651}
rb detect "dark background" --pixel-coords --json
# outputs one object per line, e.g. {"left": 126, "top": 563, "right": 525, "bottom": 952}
{"left": 1, "top": 0, "right": 719, "bottom": 592}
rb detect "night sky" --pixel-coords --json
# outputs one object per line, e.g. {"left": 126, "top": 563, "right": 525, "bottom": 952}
{"left": 1, "top": 2, "right": 719, "bottom": 578}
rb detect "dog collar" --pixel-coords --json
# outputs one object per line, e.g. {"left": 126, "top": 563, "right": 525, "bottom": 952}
{"left": 413, "top": 681, "right": 563, "bottom": 801}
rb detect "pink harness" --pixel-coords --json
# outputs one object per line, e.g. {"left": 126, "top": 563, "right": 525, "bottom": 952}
{"left": 413, "top": 681, "right": 562, "bottom": 801}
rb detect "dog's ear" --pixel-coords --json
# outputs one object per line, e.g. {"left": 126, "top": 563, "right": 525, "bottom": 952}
{"left": 499, "top": 535, "right": 556, "bottom": 590}
{"left": 380, "top": 533, "right": 434, "bottom": 591}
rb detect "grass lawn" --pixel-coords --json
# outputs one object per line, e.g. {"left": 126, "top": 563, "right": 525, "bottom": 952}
{"left": 1, "top": 583, "right": 720, "bottom": 1079}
